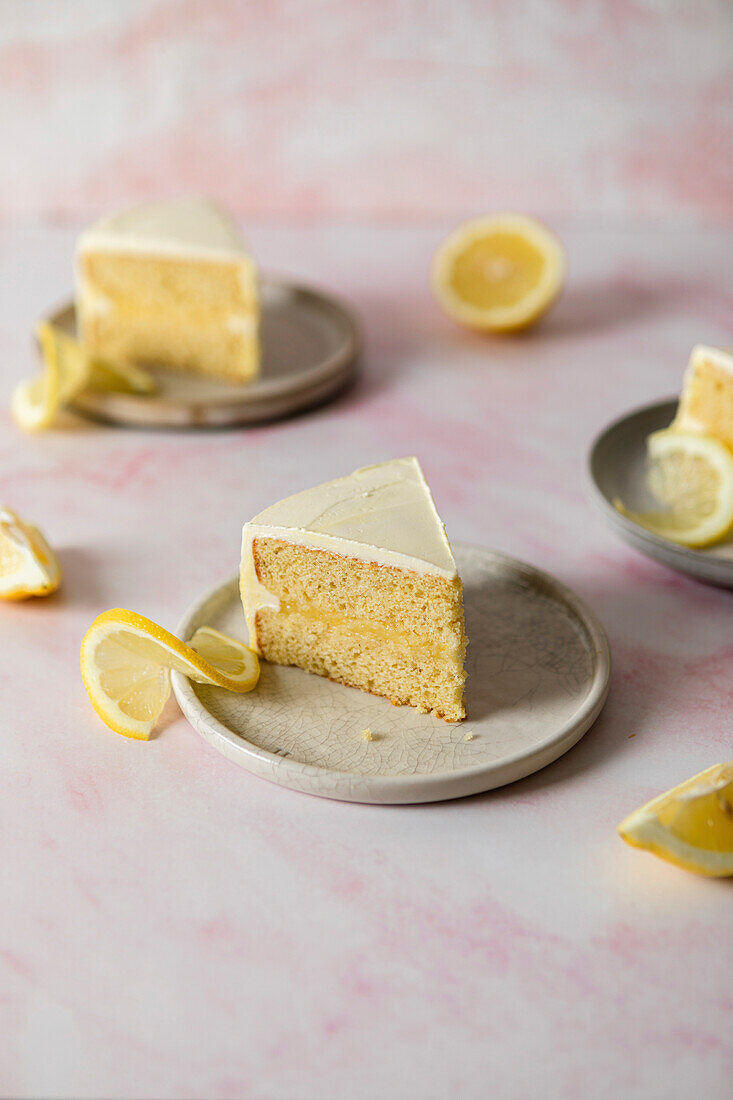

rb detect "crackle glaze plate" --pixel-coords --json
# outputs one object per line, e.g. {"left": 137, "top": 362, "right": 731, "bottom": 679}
{"left": 589, "top": 399, "right": 733, "bottom": 588}
{"left": 43, "top": 276, "right": 360, "bottom": 428}
{"left": 171, "top": 544, "right": 610, "bottom": 804}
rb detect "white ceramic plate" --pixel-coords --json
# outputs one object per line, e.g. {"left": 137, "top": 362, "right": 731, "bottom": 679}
{"left": 43, "top": 276, "right": 360, "bottom": 428}
{"left": 171, "top": 544, "right": 610, "bottom": 804}
{"left": 589, "top": 399, "right": 733, "bottom": 588}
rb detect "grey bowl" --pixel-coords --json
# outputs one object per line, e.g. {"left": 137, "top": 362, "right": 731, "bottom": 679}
{"left": 588, "top": 399, "right": 733, "bottom": 589}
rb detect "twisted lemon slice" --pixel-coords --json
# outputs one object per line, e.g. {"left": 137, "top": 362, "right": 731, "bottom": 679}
{"left": 12, "top": 322, "right": 155, "bottom": 432}
{"left": 0, "top": 507, "right": 61, "bottom": 599}
{"left": 618, "top": 762, "right": 733, "bottom": 877}
{"left": 615, "top": 429, "right": 733, "bottom": 548}
{"left": 431, "top": 214, "right": 565, "bottom": 332}
{"left": 81, "top": 610, "right": 259, "bottom": 740}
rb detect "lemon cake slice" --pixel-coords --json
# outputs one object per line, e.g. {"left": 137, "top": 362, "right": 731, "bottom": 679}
{"left": 75, "top": 198, "right": 259, "bottom": 383}
{"left": 240, "top": 457, "right": 467, "bottom": 721}
{"left": 672, "top": 345, "right": 733, "bottom": 450}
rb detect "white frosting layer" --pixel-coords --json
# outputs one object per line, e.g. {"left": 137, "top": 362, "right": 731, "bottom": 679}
{"left": 240, "top": 458, "right": 458, "bottom": 649}
{"left": 77, "top": 198, "right": 251, "bottom": 262}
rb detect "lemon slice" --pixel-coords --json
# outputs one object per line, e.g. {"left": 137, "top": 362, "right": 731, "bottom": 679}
{"left": 80, "top": 609, "right": 259, "bottom": 740}
{"left": 0, "top": 507, "right": 61, "bottom": 599}
{"left": 12, "top": 322, "right": 155, "bottom": 432}
{"left": 614, "top": 429, "right": 733, "bottom": 548}
{"left": 38, "top": 322, "right": 156, "bottom": 396}
{"left": 431, "top": 214, "right": 565, "bottom": 332}
{"left": 618, "top": 762, "right": 733, "bottom": 877}
{"left": 187, "top": 626, "right": 258, "bottom": 681}
{"left": 88, "top": 356, "right": 157, "bottom": 395}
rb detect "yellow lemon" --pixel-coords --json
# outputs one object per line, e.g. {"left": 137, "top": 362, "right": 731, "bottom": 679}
{"left": 80, "top": 609, "right": 260, "bottom": 740}
{"left": 0, "top": 506, "right": 61, "bottom": 599}
{"left": 615, "top": 429, "right": 733, "bottom": 548}
{"left": 618, "top": 762, "right": 733, "bottom": 877}
{"left": 12, "top": 322, "right": 155, "bottom": 432}
{"left": 431, "top": 214, "right": 565, "bottom": 332}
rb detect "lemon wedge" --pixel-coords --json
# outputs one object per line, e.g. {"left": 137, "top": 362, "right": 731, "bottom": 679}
{"left": 431, "top": 214, "right": 565, "bottom": 332}
{"left": 0, "top": 506, "right": 61, "bottom": 599}
{"left": 618, "top": 762, "right": 733, "bottom": 877}
{"left": 80, "top": 609, "right": 260, "bottom": 740}
{"left": 12, "top": 322, "right": 155, "bottom": 432}
{"left": 614, "top": 429, "right": 733, "bottom": 548}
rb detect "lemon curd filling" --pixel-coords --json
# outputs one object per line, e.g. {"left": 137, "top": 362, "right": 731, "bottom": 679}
{"left": 273, "top": 599, "right": 462, "bottom": 660}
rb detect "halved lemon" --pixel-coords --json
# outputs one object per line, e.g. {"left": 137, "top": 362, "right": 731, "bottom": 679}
{"left": 80, "top": 609, "right": 259, "bottom": 740}
{"left": 12, "top": 322, "right": 155, "bottom": 432}
{"left": 614, "top": 429, "right": 733, "bottom": 548}
{"left": 431, "top": 214, "right": 565, "bottom": 332}
{"left": 0, "top": 506, "right": 61, "bottom": 599}
{"left": 618, "top": 761, "right": 733, "bottom": 877}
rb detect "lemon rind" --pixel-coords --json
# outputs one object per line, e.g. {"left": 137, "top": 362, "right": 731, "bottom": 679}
{"left": 618, "top": 815, "right": 733, "bottom": 878}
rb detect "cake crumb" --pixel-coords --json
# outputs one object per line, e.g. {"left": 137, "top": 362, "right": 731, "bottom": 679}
{"left": 361, "top": 728, "right": 375, "bottom": 742}
{"left": 463, "top": 730, "right": 475, "bottom": 742}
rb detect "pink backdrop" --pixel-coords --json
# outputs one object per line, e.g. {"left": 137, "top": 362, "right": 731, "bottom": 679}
{"left": 1, "top": 0, "right": 731, "bottom": 223}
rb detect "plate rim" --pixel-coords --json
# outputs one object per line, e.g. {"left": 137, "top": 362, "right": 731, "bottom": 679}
{"left": 43, "top": 274, "right": 362, "bottom": 426}
{"left": 171, "top": 543, "right": 612, "bottom": 804}
{"left": 587, "top": 397, "right": 733, "bottom": 584}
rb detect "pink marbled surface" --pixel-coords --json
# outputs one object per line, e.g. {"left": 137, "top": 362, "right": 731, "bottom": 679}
{"left": 1, "top": 217, "right": 732, "bottom": 1099}
{"left": 1, "top": 0, "right": 732, "bottom": 222}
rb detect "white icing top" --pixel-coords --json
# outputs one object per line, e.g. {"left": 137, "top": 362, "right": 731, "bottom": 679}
{"left": 77, "top": 198, "right": 250, "bottom": 262}
{"left": 240, "top": 458, "right": 458, "bottom": 647}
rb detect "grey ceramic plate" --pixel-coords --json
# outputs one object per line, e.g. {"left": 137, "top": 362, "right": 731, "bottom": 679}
{"left": 171, "top": 544, "right": 611, "bottom": 804}
{"left": 43, "top": 276, "right": 360, "bottom": 428}
{"left": 589, "top": 399, "right": 733, "bottom": 588}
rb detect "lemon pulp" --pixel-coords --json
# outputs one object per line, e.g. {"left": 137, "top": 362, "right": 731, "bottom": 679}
{"left": 448, "top": 233, "right": 547, "bottom": 310}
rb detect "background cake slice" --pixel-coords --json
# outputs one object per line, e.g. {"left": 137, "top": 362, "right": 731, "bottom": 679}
{"left": 672, "top": 345, "right": 733, "bottom": 450}
{"left": 75, "top": 198, "right": 259, "bottom": 383}
{"left": 240, "top": 457, "right": 467, "bottom": 721}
